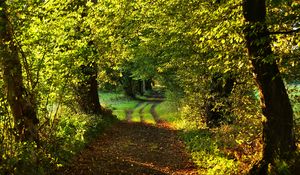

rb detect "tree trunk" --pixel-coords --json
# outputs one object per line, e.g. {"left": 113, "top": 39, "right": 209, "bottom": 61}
{"left": 145, "top": 79, "right": 153, "bottom": 91}
{"left": 138, "top": 80, "right": 144, "bottom": 96}
{"left": 122, "top": 73, "right": 136, "bottom": 98}
{"left": 72, "top": 1, "right": 102, "bottom": 115}
{"left": 77, "top": 62, "right": 102, "bottom": 115}
{"left": 0, "top": 0, "right": 39, "bottom": 141}
{"left": 242, "top": 0, "right": 296, "bottom": 173}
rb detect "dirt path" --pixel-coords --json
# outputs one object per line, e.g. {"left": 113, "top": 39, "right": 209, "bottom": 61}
{"left": 60, "top": 122, "right": 197, "bottom": 175}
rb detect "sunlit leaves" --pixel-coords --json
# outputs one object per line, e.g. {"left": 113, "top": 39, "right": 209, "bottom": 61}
{"left": 268, "top": 0, "right": 292, "bottom": 6}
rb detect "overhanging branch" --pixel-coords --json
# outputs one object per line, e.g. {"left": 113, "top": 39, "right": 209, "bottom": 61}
{"left": 268, "top": 28, "right": 300, "bottom": 35}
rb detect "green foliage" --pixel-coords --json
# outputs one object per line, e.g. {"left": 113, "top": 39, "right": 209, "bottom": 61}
{"left": 0, "top": 105, "right": 114, "bottom": 175}
{"left": 0, "top": 0, "right": 300, "bottom": 173}
{"left": 45, "top": 108, "right": 110, "bottom": 162}
{"left": 273, "top": 159, "right": 291, "bottom": 175}
{"left": 155, "top": 100, "right": 179, "bottom": 122}
{"left": 181, "top": 129, "right": 239, "bottom": 175}
{"left": 287, "top": 84, "right": 300, "bottom": 141}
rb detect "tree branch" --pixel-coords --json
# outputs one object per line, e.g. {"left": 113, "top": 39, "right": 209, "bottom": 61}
{"left": 268, "top": 28, "right": 300, "bottom": 35}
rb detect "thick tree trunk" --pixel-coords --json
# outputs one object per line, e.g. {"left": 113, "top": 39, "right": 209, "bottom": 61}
{"left": 73, "top": 1, "right": 102, "bottom": 115}
{"left": 145, "top": 79, "right": 153, "bottom": 91}
{"left": 77, "top": 62, "right": 102, "bottom": 115}
{"left": 0, "top": 1, "right": 39, "bottom": 141}
{"left": 122, "top": 73, "right": 136, "bottom": 98}
{"left": 243, "top": 0, "right": 296, "bottom": 173}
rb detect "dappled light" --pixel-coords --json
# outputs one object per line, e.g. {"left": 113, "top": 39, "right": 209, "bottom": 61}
{"left": 59, "top": 122, "right": 197, "bottom": 175}
{"left": 0, "top": 0, "right": 300, "bottom": 174}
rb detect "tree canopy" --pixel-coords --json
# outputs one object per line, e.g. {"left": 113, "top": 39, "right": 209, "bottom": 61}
{"left": 0, "top": 0, "right": 299, "bottom": 174}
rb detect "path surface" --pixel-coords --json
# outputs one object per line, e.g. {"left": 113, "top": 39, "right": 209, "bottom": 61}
{"left": 126, "top": 100, "right": 163, "bottom": 124}
{"left": 60, "top": 121, "right": 197, "bottom": 175}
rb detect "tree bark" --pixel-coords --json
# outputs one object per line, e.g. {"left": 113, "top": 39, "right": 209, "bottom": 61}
{"left": 145, "top": 79, "right": 153, "bottom": 91}
{"left": 242, "top": 0, "right": 296, "bottom": 173}
{"left": 0, "top": 0, "right": 39, "bottom": 141}
{"left": 74, "top": 1, "right": 102, "bottom": 115}
{"left": 122, "top": 72, "right": 136, "bottom": 98}
{"left": 77, "top": 62, "right": 102, "bottom": 115}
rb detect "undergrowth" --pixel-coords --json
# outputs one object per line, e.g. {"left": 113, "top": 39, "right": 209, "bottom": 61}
{"left": 172, "top": 83, "right": 300, "bottom": 175}
{"left": 99, "top": 89, "right": 300, "bottom": 174}
{"left": 0, "top": 107, "right": 117, "bottom": 175}
{"left": 181, "top": 129, "right": 239, "bottom": 175}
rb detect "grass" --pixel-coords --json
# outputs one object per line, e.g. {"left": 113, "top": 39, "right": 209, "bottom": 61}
{"left": 156, "top": 101, "right": 179, "bottom": 122}
{"left": 100, "top": 91, "right": 179, "bottom": 124}
{"left": 99, "top": 88, "right": 300, "bottom": 174}
{"left": 100, "top": 91, "right": 140, "bottom": 120}
{"left": 130, "top": 103, "right": 155, "bottom": 124}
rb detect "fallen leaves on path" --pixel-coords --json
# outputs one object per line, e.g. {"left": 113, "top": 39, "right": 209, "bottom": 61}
{"left": 60, "top": 121, "right": 197, "bottom": 175}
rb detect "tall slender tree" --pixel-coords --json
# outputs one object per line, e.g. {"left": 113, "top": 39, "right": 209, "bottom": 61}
{"left": 0, "top": 0, "right": 39, "bottom": 141}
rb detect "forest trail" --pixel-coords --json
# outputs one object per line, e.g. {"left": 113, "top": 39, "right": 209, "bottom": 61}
{"left": 60, "top": 114, "right": 197, "bottom": 174}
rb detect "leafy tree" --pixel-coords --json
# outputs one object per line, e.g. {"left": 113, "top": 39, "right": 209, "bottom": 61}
{"left": 0, "top": 0, "right": 39, "bottom": 142}
{"left": 243, "top": 0, "right": 296, "bottom": 173}
{"left": 124, "top": 0, "right": 299, "bottom": 172}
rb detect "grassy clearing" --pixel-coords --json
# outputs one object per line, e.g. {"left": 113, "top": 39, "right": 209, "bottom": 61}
{"left": 130, "top": 103, "right": 155, "bottom": 124}
{"left": 100, "top": 91, "right": 179, "bottom": 124}
{"left": 100, "top": 91, "right": 140, "bottom": 120}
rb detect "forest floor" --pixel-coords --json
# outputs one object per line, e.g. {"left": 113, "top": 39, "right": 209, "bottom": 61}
{"left": 60, "top": 101, "right": 197, "bottom": 175}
